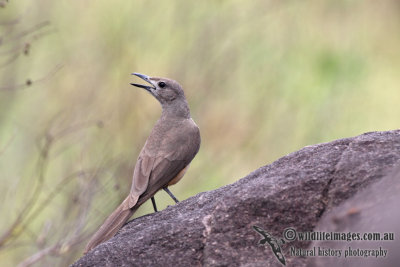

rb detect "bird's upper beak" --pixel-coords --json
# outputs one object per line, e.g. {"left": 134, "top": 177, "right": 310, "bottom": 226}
{"left": 130, "top": 73, "right": 156, "bottom": 92}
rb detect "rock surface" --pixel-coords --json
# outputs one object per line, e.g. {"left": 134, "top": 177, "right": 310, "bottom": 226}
{"left": 307, "top": 165, "right": 400, "bottom": 267}
{"left": 72, "top": 130, "right": 400, "bottom": 267}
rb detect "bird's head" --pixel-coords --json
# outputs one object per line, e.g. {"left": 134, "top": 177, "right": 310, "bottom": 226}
{"left": 130, "top": 73, "right": 190, "bottom": 118}
{"left": 131, "top": 73, "right": 185, "bottom": 105}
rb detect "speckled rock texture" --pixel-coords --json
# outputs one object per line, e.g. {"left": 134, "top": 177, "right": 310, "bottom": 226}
{"left": 307, "top": 165, "right": 400, "bottom": 267}
{"left": 72, "top": 130, "right": 400, "bottom": 267}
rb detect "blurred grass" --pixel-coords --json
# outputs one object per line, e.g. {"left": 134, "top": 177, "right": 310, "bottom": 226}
{"left": 1, "top": 0, "right": 400, "bottom": 265}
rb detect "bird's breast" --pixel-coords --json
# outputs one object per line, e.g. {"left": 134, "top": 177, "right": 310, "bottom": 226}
{"left": 144, "top": 117, "right": 200, "bottom": 156}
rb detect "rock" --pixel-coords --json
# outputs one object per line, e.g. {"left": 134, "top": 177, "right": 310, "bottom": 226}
{"left": 307, "top": 165, "right": 400, "bottom": 267}
{"left": 72, "top": 130, "right": 400, "bottom": 267}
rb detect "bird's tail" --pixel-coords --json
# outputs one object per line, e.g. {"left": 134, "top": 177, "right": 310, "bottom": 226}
{"left": 84, "top": 196, "right": 136, "bottom": 254}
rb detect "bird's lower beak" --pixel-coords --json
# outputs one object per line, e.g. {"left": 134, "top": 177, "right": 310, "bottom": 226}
{"left": 130, "top": 73, "right": 156, "bottom": 92}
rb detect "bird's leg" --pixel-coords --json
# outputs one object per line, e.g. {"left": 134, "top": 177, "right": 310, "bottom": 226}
{"left": 163, "top": 187, "right": 179, "bottom": 203}
{"left": 151, "top": 196, "right": 158, "bottom": 212}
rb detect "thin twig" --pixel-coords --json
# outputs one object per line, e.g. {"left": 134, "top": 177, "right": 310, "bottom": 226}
{"left": 0, "top": 53, "right": 19, "bottom": 68}
{"left": 8, "top": 21, "right": 50, "bottom": 43}
{"left": 0, "top": 64, "right": 63, "bottom": 91}
{"left": 0, "top": 132, "right": 15, "bottom": 157}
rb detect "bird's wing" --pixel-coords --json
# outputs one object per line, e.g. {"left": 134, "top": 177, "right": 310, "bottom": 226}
{"left": 126, "top": 148, "right": 156, "bottom": 208}
{"left": 127, "top": 138, "right": 198, "bottom": 208}
{"left": 145, "top": 155, "right": 187, "bottom": 191}
{"left": 126, "top": 152, "right": 187, "bottom": 209}
{"left": 126, "top": 120, "right": 200, "bottom": 209}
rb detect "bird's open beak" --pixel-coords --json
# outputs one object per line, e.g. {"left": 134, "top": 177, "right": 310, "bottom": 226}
{"left": 130, "top": 73, "right": 156, "bottom": 92}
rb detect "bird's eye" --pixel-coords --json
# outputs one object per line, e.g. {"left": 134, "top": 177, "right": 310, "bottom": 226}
{"left": 158, "top": 82, "right": 166, "bottom": 88}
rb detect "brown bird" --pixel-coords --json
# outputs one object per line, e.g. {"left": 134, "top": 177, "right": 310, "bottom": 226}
{"left": 84, "top": 73, "right": 201, "bottom": 253}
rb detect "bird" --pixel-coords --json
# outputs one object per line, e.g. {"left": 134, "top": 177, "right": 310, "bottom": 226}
{"left": 84, "top": 73, "right": 201, "bottom": 253}
{"left": 253, "top": 226, "right": 286, "bottom": 266}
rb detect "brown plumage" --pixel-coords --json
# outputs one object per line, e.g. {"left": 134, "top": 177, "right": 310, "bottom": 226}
{"left": 84, "top": 73, "right": 200, "bottom": 253}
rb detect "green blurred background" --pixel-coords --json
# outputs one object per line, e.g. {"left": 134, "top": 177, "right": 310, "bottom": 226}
{"left": 1, "top": 0, "right": 399, "bottom": 265}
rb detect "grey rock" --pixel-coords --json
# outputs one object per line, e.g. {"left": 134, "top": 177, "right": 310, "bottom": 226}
{"left": 307, "top": 166, "right": 400, "bottom": 267}
{"left": 72, "top": 130, "right": 400, "bottom": 267}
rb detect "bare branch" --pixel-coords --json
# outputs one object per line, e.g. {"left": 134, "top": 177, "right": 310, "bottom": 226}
{"left": 17, "top": 244, "right": 60, "bottom": 267}
{"left": 0, "top": 132, "right": 15, "bottom": 157}
{"left": 0, "top": 64, "right": 63, "bottom": 91}
{"left": 0, "top": 18, "right": 19, "bottom": 27}
{"left": 0, "top": 53, "right": 19, "bottom": 68}
{"left": 7, "top": 21, "right": 50, "bottom": 43}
